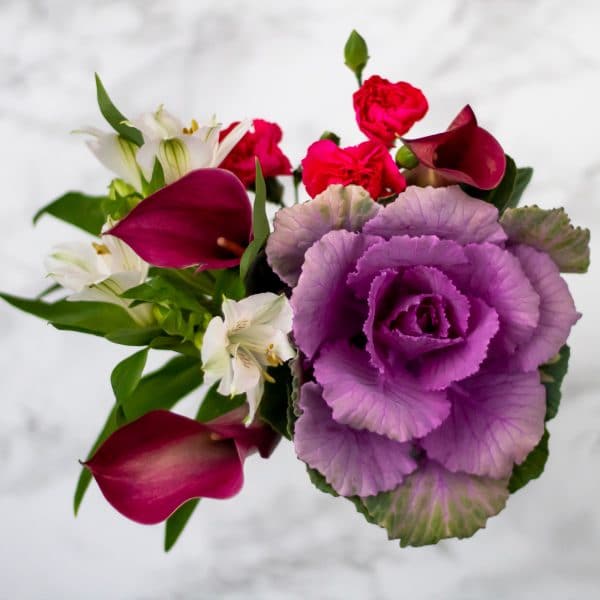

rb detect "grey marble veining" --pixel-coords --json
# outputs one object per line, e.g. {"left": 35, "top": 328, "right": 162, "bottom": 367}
{"left": 1, "top": 1, "right": 599, "bottom": 598}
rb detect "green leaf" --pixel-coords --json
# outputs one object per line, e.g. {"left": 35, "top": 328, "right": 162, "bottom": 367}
{"left": 194, "top": 382, "right": 245, "bottom": 422}
{"left": 102, "top": 179, "right": 141, "bottom": 221}
{"left": 307, "top": 465, "right": 338, "bottom": 497}
{"left": 511, "top": 167, "right": 533, "bottom": 207}
{"left": 344, "top": 30, "right": 369, "bottom": 85}
{"left": 74, "top": 355, "right": 203, "bottom": 514}
{"left": 240, "top": 160, "right": 269, "bottom": 282}
{"left": 122, "top": 275, "right": 208, "bottom": 313}
{"left": 362, "top": 462, "right": 509, "bottom": 547}
{"left": 142, "top": 158, "right": 166, "bottom": 197}
{"left": 540, "top": 345, "right": 571, "bottom": 421}
{"left": 508, "top": 429, "right": 550, "bottom": 493}
{"left": 164, "top": 499, "right": 200, "bottom": 552}
{"left": 0, "top": 293, "right": 138, "bottom": 336}
{"left": 105, "top": 326, "right": 164, "bottom": 346}
{"left": 33, "top": 191, "right": 107, "bottom": 235}
{"left": 500, "top": 207, "right": 590, "bottom": 273}
{"left": 259, "top": 365, "right": 292, "bottom": 439}
{"left": 95, "top": 73, "right": 143, "bottom": 146}
{"left": 486, "top": 155, "right": 517, "bottom": 212}
{"left": 213, "top": 268, "right": 245, "bottom": 305}
{"left": 111, "top": 347, "right": 149, "bottom": 406}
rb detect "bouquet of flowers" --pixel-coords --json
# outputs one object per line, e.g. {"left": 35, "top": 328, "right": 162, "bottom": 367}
{"left": 3, "top": 31, "right": 589, "bottom": 550}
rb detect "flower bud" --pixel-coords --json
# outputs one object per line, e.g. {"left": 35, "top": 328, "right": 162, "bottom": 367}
{"left": 395, "top": 145, "right": 419, "bottom": 169}
{"left": 319, "top": 131, "right": 341, "bottom": 146}
{"left": 344, "top": 30, "right": 369, "bottom": 85}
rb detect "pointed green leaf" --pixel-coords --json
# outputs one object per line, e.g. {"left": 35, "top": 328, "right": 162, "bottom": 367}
{"left": 511, "top": 167, "right": 533, "bottom": 207}
{"left": 362, "top": 462, "right": 509, "bottom": 547}
{"left": 240, "top": 160, "right": 269, "bottom": 282}
{"left": 142, "top": 158, "right": 166, "bottom": 197}
{"left": 540, "top": 345, "right": 570, "bottom": 421}
{"left": 95, "top": 73, "right": 143, "bottom": 146}
{"left": 33, "top": 191, "right": 107, "bottom": 235}
{"left": 0, "top": 293, "right": 137, "bottom": 336}
{"left": 164, "top": 499, "right": 200, "bottom": 552}
{"left": 122, "top": 275, "right": 208, "bottom": 313}
{"left": 74, "top": 355, "right": 203, "bottom": 514}
{"left": 486, "top": 155, "right": 517, "bottom": 212}
{"left": 501, "top": 207, "right": 590, "bottom": 273}
{"left": 105, "top": 326, "right": 164, "bottom": 346}
{"left": 111, "top": 347, "right": 149, "bottom": 406}
{"left": 508, "top": 429, "right": 550, "bottom": 493}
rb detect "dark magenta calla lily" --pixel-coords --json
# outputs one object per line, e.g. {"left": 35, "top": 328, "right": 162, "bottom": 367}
{"left": 108, "top": 168, "right": 252, "bottom": 270}
{"left": 403, "top": 105, "right": 506, "bottom": 190}
{"left": 85, "top": 410, "right": 279, "bottom": 525}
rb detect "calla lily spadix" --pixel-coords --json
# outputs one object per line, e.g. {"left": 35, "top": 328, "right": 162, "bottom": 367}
{"left": 84, "top": 409, "right": 279, "bottom": 525}
{"left": 403, "top": 105, "right": 506, "bottom": 190}
{"left": 108, "top": 168, "right": 252, "bottom": 270}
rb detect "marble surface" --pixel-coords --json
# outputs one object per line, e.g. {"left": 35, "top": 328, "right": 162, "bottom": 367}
{"left": 1, "top": 0, "right": 599, "bottom": 598}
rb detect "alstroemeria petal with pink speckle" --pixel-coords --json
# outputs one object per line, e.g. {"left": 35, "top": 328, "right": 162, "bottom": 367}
{"left": 422, "top": 371, "right": 546, "bottom": 478}
{"left": 294, "top": 382, "right": 417, "bottom": 497}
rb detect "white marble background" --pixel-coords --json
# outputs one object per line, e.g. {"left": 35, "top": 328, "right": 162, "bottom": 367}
{"left": 1, "top": 0, "right": 599, "bottom": 598}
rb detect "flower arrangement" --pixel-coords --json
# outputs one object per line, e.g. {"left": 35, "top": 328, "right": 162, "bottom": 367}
{"left": 2, "top": 30, "right": 590, "bottom": 550}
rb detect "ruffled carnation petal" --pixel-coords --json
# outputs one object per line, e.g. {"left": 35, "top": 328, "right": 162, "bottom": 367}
{"left": 362, "top": 460, "right": 509, "bottom": 547}
{"left": 422, "top": 371, "right": 546, "bottom": 478}
{"left": 313, "top": 341, "right": 450, "bottom": 442}
{"left": 363, "top": 185, "right": 507, "bottom": 246}
{"left": 266, "top": 184, "right": 380, "bottom": 287}
{"left": 508, "top": 244, "right": 580, "bottom": 371}
{"left": 294, "top": 382, "right": 417, "bottom": 497}
{"left": 348, "top": 235, "right": 468, "bottom": 298}
{"left": 447, "top": 243, "right": 540, "bottom": 355}
{"left": 291, "top": 229, "right": 379, "bottom": 359}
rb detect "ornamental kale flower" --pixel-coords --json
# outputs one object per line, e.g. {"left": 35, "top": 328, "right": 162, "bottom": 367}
{"left": 266, "top": 184, "right": 580, "bottom": 546}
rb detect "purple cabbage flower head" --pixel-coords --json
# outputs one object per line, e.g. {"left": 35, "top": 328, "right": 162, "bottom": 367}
{"left": 266, "top": 184, "right": 580, "bottom": 546}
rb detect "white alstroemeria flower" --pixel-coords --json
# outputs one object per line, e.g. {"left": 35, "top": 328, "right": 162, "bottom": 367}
{"left": 45, "top": 233, "right": 153, "bottom": 326}
{"left": 131, "top": 106, "right": 251, "bottom": 184}
{"left": 77, "top": 127, "right": 144, "bottom": 193}
{"left": 201, "top": 293, "right": 295, "bottom": 421}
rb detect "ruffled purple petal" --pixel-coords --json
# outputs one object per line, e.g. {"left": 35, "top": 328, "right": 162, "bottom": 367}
{"left": 422, "top": 371, "right": 546, "bottom": 478}
{"left": 348, "top": 235, "right": 468, "bottom": 298}
{"left": 363, "top": 185, "right": 507, "bottom": 246}
{"left": 294, "top": 382, "right": 417, "bottom": 497}
{"left": 447, "top": 243, "right": 540, "bottom": 355}
{"left": 266, "top": 184, "right": 380, "bottom": 287}
{"left": 508, "top": 244, "right": 580, "bottom": 371}
{"left": 291, "top": 229, "right": 379, "bottom": 359}
{"left": 313, "top": 341, "right": 450, "bottom": 442}
{"left": 417, "top": 297, "right": 500, "bottom": 390}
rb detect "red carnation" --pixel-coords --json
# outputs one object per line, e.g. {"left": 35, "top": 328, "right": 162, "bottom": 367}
{"left": 353, "top": 75, "right": 428, "bottom": 148}
{"left": 219, "top": 119, "right": 292, "bottom": 187}
{"left": 301, "top": 139, "right": 406, "bottom": 200}
{"left": 403, "top": 105, "right": 506, "bottom": 190}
